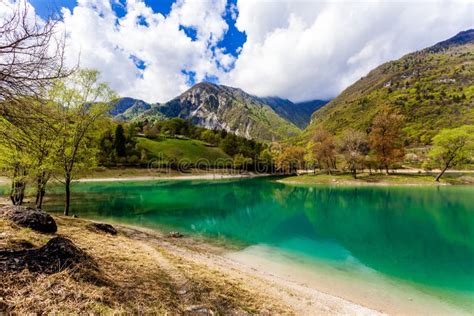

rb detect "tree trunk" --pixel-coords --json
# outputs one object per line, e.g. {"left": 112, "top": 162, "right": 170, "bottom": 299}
{"left": 327, "top": 166, "right": 332, "bottom": 175}
{"left": 435, "top": 164, "right": 449, "bottom": 182}
{"left": 385, "top": 165, "right": 390, "bottom": 175}
{"left": 64, "top": 174, "right": 71, "bottom": 216}
{"left": 10, "top": 180, "right": 26, "bottom": 205}
{"left": 10, "top": 165, "right": 26, "bottom": 205}
{"left": 35, "top": 180, "right": 46, "bottom": 209}
{"left": 36, "top": 190, "right": 45, "bottom": 209}
{"left": 35, "top": 171, "right": 48, "bottom": 209}
{"left": 352, "top": 168, "right": 357, "bottom": 179}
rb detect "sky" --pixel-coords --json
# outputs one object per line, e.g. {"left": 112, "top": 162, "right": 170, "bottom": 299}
{"left": 6, "top": 0, "right": 474, "bottom": 102}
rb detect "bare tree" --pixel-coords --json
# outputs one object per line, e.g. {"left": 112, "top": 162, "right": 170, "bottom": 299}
{"left": 0, "top": 0, "right": 69, "bottom": 102}
{"left": 339, "top": 129, "right": 369, "bottom": 179}
{"left": 368, "top": 109, "right": 405, "bottom": 174}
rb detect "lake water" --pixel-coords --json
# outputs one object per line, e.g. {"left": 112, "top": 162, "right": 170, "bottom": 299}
{"left": 21, "top": 178, "right": 474, "bottom": 313}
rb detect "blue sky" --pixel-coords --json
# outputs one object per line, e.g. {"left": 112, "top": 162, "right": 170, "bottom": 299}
{"left": 25, "top": 0, "right": 474, "bottom": 103}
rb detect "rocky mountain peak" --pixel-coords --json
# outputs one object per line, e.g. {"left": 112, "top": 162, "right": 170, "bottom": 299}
{"left": 428, "top": 29, "right": 474, "bottom": 52}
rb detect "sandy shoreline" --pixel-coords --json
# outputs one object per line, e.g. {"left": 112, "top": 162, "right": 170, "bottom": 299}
{"left": 99, "top": 221, "right": 383, "bottom": 315}
{"left": 0, "top": 173, "right": 270, "bottom": 186}
{"left": 226, "top": 245, "right": 471, "bottom": 316}
{"left": 73, "top": 172, "right": 271, "bottom": 183}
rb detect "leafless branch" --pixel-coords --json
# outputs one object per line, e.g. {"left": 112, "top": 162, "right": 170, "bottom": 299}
{"left": 0, "top": 0, "right": 73, "bottom": 102}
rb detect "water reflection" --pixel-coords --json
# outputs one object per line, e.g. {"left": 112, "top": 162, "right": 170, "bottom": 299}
{"left": 42, "top": 178, "right": 474, "bottom": 293}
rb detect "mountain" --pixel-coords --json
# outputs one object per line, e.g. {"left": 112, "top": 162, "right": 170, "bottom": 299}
{"left": 428, "top": 29, "right": 474, "bottom": 52}
{"left": 112, "top": 97, "right": 153, "bottom": 121}
{"left": 109, "top": 97, "right": 142, "bottom": 116}
{"left": 307, "top": 29, "right": 474, "bottom": 145}
{"left": 260, "top": 97, "right": 327, "bottom": 129}
{"left": 112, "top": 82, "right": 326, "bottom": 141}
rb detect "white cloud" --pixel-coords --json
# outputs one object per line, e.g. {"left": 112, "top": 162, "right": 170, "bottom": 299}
{"left": 56, "top": 0, "right": 231, "bottom": 103}
{"left": 2, "top": 0, "right": 473, "bottom": 103}
{"left": 224, "top": 0, "right": 474, "bottom": 102}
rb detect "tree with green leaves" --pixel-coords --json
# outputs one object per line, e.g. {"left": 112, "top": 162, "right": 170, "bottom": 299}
{"left": 220, "top": 134, "right": 239, "bottom": 156}
{"left": 429, "top": 125, "right": 474, "bottom": 181}
{"left": 50, "top": 69, "right": 115, "bottom": 215}
{"left": 0, "top": 142, "right": 29, "bottom": 205}
{"left": 0, "top": 97, "right": 60, "bottom": 207}
{"left": 233, "top": 153, "right": 252, "bottom": 172}
{"left": 114, "top": 124, "right": 126, "bottom": 157}
{"left": 200, "top": 129, "right": 219, "bottom": 145}
{"left": 257, "top": 148, "right": 274, "bottom": 172}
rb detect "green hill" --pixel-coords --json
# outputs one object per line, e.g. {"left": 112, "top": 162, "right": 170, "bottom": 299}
{"left": 307, "top": 30, "right": 474, "bottom": 145}
{"left": 136, "top": 136, "right": 230, "bottom": 165}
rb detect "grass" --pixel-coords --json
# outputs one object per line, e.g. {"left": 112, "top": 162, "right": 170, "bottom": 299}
{"left": 0, "top": 216, "right": 291, "bottom": 314}
{"left": 280, "top": 172, "right": 474, "bottom": 186}
{"left": 136, "top": 136, "right": 231, "bottom": 164}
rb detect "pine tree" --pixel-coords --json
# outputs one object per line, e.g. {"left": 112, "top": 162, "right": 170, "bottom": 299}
{"left": 114, "top": 124, "right": 127, "bottom": 157}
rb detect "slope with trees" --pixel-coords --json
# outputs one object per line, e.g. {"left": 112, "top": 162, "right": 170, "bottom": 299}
{"left": 307, "top": 29, "right": 474, "bottom": 146}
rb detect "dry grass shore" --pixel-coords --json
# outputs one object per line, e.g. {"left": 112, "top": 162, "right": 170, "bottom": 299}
{"left": 280, "top": 172, "right": 474, "bottom": 186}
{"left": 0, "top": 216, "right": 379, "bottom": 315}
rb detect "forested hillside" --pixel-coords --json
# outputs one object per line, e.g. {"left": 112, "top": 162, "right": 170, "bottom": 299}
{"left": 307, "top": 30, "right": 474, "bottom": 145}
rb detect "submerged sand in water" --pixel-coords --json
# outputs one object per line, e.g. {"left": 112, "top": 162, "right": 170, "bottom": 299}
{"left": 226, "top": 244, "right": 473, "bottom": 315}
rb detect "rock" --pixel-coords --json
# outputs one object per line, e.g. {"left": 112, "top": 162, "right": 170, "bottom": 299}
{"left": 184, "top": 305, "right": 214, "bottom": 315}
{"left": 0, "top": 205, "right": 57, "bottom": 233}
{"left": 86, "top": 222, "right": 117, "bottom": 235}
{"left": 168, "top": 231, "right": 184, "bottom": 238}
{"left": 72, "top": 214, "right": 79, "bottom": 218}
{"left": 0, "top": 237, "right": 97, "bottom": 274}
{"left": 177, "top": 289, "right": 188, "bottom": 295}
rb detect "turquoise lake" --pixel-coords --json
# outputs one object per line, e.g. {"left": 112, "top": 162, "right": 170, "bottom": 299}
{"left": 6, "top": 177, "right": 473, "bottom": 311}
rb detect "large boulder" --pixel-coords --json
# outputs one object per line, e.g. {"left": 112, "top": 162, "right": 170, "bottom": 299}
{"left": 0, "top": 205, "right": 57, "bottom": 233}
{"left": 0, "top": 237, "right": 97, "bottom": 274}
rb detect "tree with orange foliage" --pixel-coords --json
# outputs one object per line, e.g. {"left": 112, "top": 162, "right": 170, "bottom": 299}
{"left": 307, "top": 128, "right": 337, "bottom": 174}
{"left": 339, "top": 129, "right": 369, "bottom": 179}
{"left": 274, "top": 145, "right": 305, "bottom": 174}
{"left": 368, "top": 109, "right": 405, "bottom": 174}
